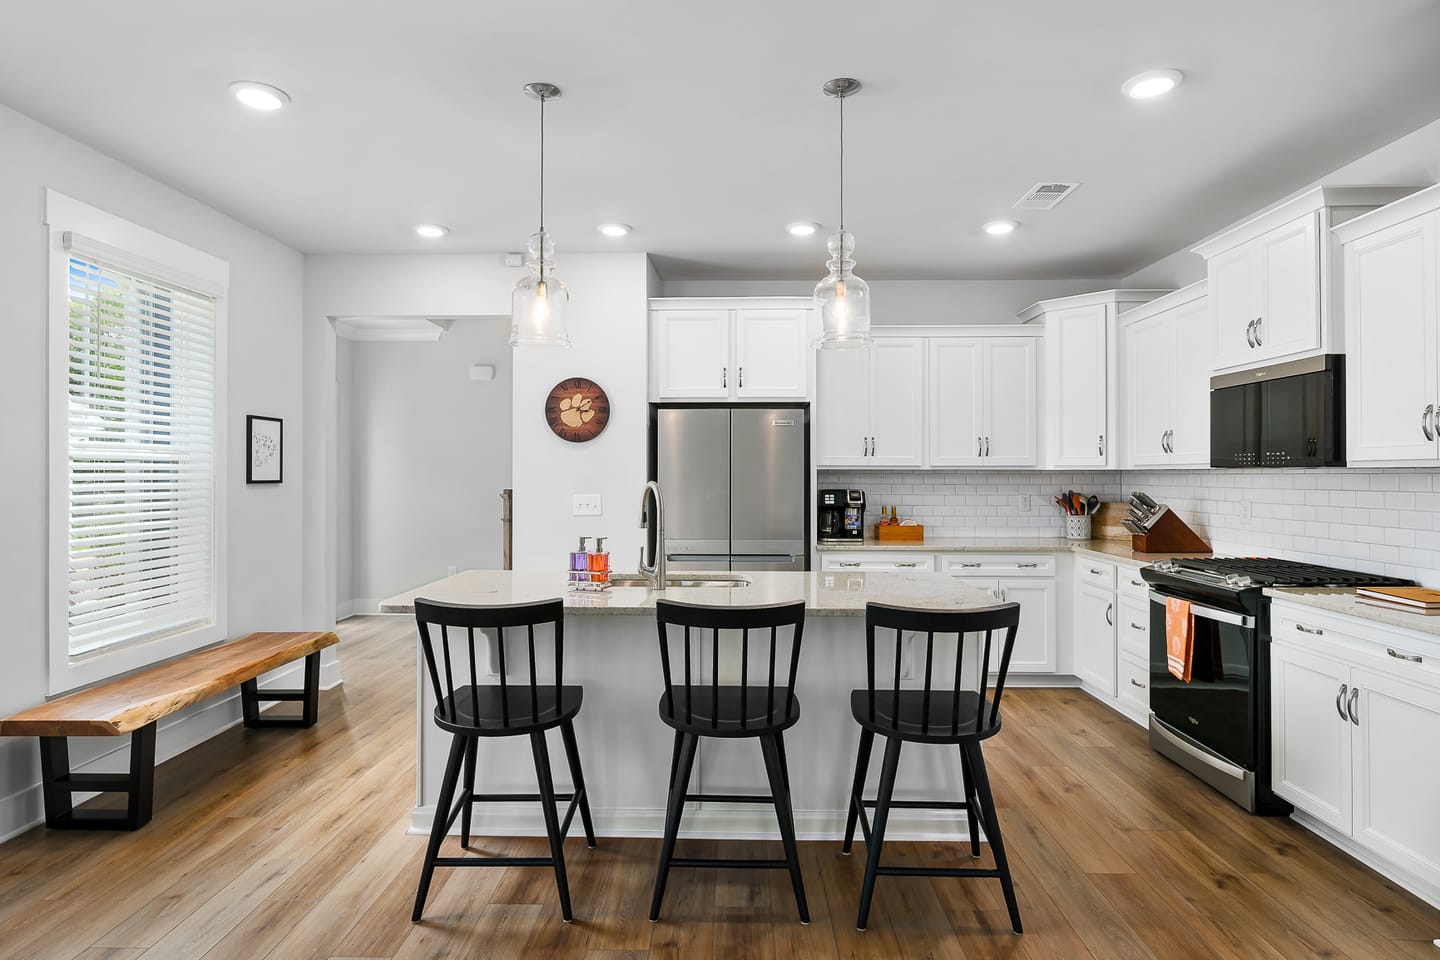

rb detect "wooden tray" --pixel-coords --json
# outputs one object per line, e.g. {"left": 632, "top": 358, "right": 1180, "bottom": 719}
{"left": 875, "top": 524, "right": 925, "bottom": 542}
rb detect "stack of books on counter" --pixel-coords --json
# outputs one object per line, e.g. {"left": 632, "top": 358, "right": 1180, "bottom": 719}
{"left": 1355, "top": 586, "right": 1440, "bottom": 616}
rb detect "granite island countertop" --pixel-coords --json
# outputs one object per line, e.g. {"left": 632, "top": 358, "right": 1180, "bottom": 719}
{"left": 816, "top": 537, "right": 1210, "bottom": 566}
{"left": 379, "top": 570, "right": 1008, "bottom": 617}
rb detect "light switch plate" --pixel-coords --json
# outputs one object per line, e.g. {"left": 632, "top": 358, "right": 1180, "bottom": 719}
{"left": 572, "top": 494, "right": 602, "bottom": 516}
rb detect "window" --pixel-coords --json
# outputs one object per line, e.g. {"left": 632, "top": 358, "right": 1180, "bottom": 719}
{"left": 46, "top": 191, "right": 229, "bottom": 693}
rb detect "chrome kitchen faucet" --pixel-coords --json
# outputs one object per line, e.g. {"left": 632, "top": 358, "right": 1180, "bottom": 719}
{"left": 639, "top": 480, "right": 666, "bottom": 589}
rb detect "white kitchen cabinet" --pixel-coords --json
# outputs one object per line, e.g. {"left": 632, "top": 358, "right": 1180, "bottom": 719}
{"left": 1334, "top": 189, "right": 1440, "bottom": 465}
{"left": 1020, "top": 290, "right": 1164, "bottom": 468}
{"left": 1270, "top": 640, "right": 1354, "bottom": 833}
{"left": 1075, "top": 583, "right": 1116, "bottom": 697}
{"left": 815, "top": 337, "right": 925, "bottom": 467}
{"left": 1120, "top": 282, "right": 1212, "bottom": 468}
{"left": 928, "top": 336, "right": 1038, "bottom": 467}
{"left": 1193, "top": 186, "right": 1416, "bottom": 375}
{"left": 1073, "top": 555, "right": 1149, "bottom": 726}
{"left": 650, "top": 299, "right": 812, "bottom": 401}
{"left": 942, "top": 563, "right": 1056, "bottom": 674}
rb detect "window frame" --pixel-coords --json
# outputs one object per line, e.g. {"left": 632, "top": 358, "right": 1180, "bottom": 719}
{"left": 45, "top": 190, "right": 230, "bottom": 695}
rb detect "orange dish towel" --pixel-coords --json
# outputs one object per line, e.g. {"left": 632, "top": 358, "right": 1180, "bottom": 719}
{"left": 1165, "top": 597, "right": 1194, "bottom": 682}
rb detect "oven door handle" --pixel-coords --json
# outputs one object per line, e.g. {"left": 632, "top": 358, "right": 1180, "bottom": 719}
{"left": 1148, "top": 591, "right": 1255, "bottom": 629}
{"left": 1150, "top": 715, "right": 1248, "bottom": 782}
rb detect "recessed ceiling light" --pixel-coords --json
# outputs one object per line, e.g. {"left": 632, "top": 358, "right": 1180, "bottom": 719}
{"left": 983, "top": 220, "right": 1018, "bottom": 237}
{"left": 597, "top": 223, "right": 632, "bottom": 238}
{"left": 786, "top": 221, "right": 820, "bottom": 237}
{"left": 1121, "top": 69, "right": 1183, "bottom": 100}
{"left": 414, "top": 223, "right": 449, "bottom": 239}
{"left": 229, "top": 80, "right": 291, "bottom": 112}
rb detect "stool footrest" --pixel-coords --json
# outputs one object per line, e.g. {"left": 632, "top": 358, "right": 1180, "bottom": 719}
{"left": 860, "top": 798, "right": 969, "bottom": 810}
{"left": 877, "top": 865, "right": 1002, "bottom": 879}
{"left": 684, "top": 792, "right": 774, "bottom": 804}
{"left": 432, "top": 856, "right": 554, "bottom": 868}
{"left": 469, "top": 792, "right": 576, "bottom": 803}
{"left": 670, "top": 856, "right": 790, "bottom": 870}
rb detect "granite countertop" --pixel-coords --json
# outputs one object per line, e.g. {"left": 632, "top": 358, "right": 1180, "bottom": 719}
{"left": 817, "top": 537, "right": 1210, "bottom": 566}
{"left": 1266, "top": 588, "right": 1440, "bottom": 638}
{"left": 379, "top": 570, "right": 1008, "bottom": 617}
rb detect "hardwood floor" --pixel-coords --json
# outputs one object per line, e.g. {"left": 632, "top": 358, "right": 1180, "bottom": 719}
{"left": 2, "top": 614, "right": 1436, "bottom": 959}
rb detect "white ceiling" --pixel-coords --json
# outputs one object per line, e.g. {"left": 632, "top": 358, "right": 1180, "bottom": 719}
{"left": 3, "top": 1, "right": 1440, "bottom": 280}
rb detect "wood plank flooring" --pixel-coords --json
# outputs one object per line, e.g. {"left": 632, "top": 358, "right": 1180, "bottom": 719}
{"left": 1, "top": 614, "right": 1435, "bottom": 959}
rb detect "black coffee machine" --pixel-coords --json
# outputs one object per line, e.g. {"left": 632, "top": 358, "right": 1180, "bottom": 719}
{"left": 818, "top": 488, "right": 865, "bottom": 543}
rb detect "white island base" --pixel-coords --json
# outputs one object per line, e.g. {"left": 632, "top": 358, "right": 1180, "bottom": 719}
{"left": 380, "top": 570, "right": 1013, "bottom": 842}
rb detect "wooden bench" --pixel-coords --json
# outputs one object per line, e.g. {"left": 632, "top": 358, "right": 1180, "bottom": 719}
{"left": 0, "top": 631, "right": 339, "bottom": 830}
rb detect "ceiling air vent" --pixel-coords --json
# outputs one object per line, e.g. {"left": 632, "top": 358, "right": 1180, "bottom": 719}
{"left": 1012, "top": 182, "right": 1081, "bottom": 211}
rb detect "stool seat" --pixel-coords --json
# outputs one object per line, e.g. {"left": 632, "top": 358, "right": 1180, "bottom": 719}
{"left": 658, "top": 687, "right": 799, "bottom": 737}
{"left": 849, "top": 689, "right": 1000, "bottom": 744}
{"left": 436, "top": 684, "right": 583, "bottom": 736}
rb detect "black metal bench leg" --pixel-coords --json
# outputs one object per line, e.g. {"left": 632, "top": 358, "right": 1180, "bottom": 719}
{"left": 842, "top": 728, "right": 875, "bottom": 855}
{"left": 128, "top": 723, "right": 157, "bottom": 829}
{"left": 761, "top": 733, "right": 810, "bottom": 924}
{"left": 857, "top": 735, "right": 901, "bottom": 932}
{"left": 649, "top": 731, "right": 697, "bottom": 922}
{"left": 241, "top": 652, "right": 322, "bottom": 729}
{"left": 38, "top": 736, "right": 75, "bottom": 827}
{"left": 959, "top": 743, "right": 982, "bottom": 859}
{"left": 531, "top": 730, "right": 573, "bottom": 922}
{"left": 965, "top": 741, "right": 1022, "bottom": 934}
{"left": 413, "top": 732, "right": 466, "bottom": 922}
{"left": 560, "top": 719, "right": 597, "bottom": 848}
{"left": 37, "top": 723, "right": 156, "bottom": 830}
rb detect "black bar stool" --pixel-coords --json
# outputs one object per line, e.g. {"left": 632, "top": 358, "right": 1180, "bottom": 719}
{"left": 411, "top": 598, "right": 596, "bottom": 923}
{"left": 649, "top": 599, "right": 809, "bottom": 924}
{"left": 842, "top": 601, "right": 1024, "bottom": 934}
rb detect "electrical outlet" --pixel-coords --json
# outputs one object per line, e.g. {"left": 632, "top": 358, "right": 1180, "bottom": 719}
{"left": 572, "top": 494, "right": 602, "bottom": 516}
{"left": 1020, "top": 494, "right": 1033, "bottom": 512}
{"left": 1238, "top": 500, "right": 1253, "bottom": 522}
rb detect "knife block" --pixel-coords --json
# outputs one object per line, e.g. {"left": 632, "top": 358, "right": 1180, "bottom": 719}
{"left": 1131, "top": 508, "right": 1210, "bottom": 553}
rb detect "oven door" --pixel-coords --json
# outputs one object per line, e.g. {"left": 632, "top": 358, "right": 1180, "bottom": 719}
{"left": 1148, "top": 589, "right": 1257, "bottom": 769}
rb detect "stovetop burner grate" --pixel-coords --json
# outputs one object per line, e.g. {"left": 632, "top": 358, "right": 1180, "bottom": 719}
{"left": 1155, "top": 556, "right": 1411, "bottom": 589}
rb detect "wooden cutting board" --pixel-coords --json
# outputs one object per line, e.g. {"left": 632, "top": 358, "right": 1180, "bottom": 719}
{"left": 1093, "top": 502, "right": 1132, "bottom": 541}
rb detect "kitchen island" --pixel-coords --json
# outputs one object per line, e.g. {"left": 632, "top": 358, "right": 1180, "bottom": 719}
{"left": 380, "top": 570, "right": 1006, "bottom": 841}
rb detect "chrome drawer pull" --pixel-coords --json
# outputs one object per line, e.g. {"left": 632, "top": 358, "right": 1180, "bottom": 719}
{"left": 1387, "top": 647, "right": 1424, "bottom": 663}
{"left": 895, "top": 562, "right": 918, "bottom": 568}
{"left": 1130, "top": 579, "right": 1146, "bottom": 588}
{"left": 838, "top": 561, "right": 861, "bottom": 568}
{"left": 1336, "top": 683, "right": 1348, "bottom": 720}
{"left": 1295, "top": 623, "right": 1323, "bottom": 636}
{"left": 1130, "top": 622, "right": 1145, "bottom": 631}
{"left": 1016, "top": 562, "right": 1040, "bottom": 569}
{"left": 1129, "top": 678, "right": 1146, "bottom": 689}
{"left": 1089, "top": 567, "right": 1103, "bottom": 576}
{"left": 959, "top": 562, "right": 982, "bottom": 569}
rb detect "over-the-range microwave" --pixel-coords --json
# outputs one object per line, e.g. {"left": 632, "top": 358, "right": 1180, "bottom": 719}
{"left": 1210, "top": 355, "right": 1343, "bottom": 468}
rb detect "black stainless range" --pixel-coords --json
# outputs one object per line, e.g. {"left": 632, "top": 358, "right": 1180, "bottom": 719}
{"left": 1140, "top": 557, "right": 1411, "bottom": 814}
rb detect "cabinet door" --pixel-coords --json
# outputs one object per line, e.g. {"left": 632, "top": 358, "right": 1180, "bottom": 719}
{"left": 815, "top": 346, "right": 871, "bottom": 466}
{"left": 869, "top": 338, "right": 926, "bottom": 466}
{"left": 1168, "top": 296, "right": 1214, "bottom": 466}
{"left": 1046, "top": 305, "right": 1109, "bottom": 467}
{"left": 1351, "top": 667, "right": 1440, "bottom": 891}
{"left": 653, "top": 310, "right": 731, "bottom": 399}
{"left": 1075, "top": 584, "right": 1117, "bottom": 697}
{"left": 1210, "top": 243, "right": 1260, "bottom": 371}
{"left": 733, "top": 308, "right": 810, "bottom": 399}
{"left": 982, "top": 338, "right": 1038, "bottom": 466}
{"left": 993, "top": 578, "right": 1056, "bottom": 673}
{"left": 1270, "top": 642, "right": 1352, "bottom": 833}
{"left": 928, "top": 338, "right": 985, "bottom": 466}
{"left": 1124, "top": 312, "right": 1175, "bottom": 467}
{"left": 1256, "top": 213, "right": 1321, "bottom": 362}
{"left": 1345, "top": 213, "right": 1439, "bottom": 463}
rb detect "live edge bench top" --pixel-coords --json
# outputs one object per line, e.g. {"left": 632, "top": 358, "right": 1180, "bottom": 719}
{"left": 0, "top": 631, "right": 340, "bottom": 738}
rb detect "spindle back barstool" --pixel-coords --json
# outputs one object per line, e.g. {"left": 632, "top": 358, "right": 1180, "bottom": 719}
{"left": 411, "top": 598, "right": 595, "bottom": 923}
{"left": 843, "top": 600, "right": 1024, "bottom": 933}
{"left": 650, "top": 598, "right": 810, "bottom": 924}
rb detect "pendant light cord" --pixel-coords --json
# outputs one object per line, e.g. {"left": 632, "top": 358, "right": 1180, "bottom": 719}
{"left": 838, "top": 89, "right": 845, "bottom": 238}
{"left": 538, "top": 91, "right": 546, "bottom": 277}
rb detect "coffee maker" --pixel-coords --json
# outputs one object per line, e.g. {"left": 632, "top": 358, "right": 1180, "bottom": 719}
{"left": 818, "top": 489, "right": 866, "bottom": 543}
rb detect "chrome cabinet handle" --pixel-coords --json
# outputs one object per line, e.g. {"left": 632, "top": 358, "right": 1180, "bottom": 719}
{"left": 1017, "top": 562, "right": 1040, "bottom": 568}
{"left": 1255, "top": 317, "right": 1263, "bottom": 346}
{"left": 977, "top": 436, "right": 982, "bottom": 457}
{"left": 738, "top": 366, "right": 743, "bottom": 388}
{"left": 722, "top": 366, "right": 727, "bottom": 388}
{"left": 984, "top": 436, "right": 991, "bottom": 456}
{"left": 1336, "top": 682, "right": 1348, "bottom": 720}
{"left": 1245, "top": 319, "right": 1256, "bottom": 348}
{"left": 1387, "top": 647, "right": 1424, "bottom": 663}
{"left": 1130, "top": 678, "right": 1147, "bottom": 689}
{"left": 838, "top": 561, "right": 861, "bottom": 568}
{"left": 1105, "top": 602, "right": 1114, "bottom": 627}
{"left": 1347, "top": 687, "right": 1359, "bottom": 726}
{"left": 959, "top": 561, "right": 982, "bottom": 568}
{"left": 895, "top": 561, "right": 919, "bottom": 568}
{"left": 1130, "top": 622, "right": 1146, "bottom": 631}
{"left": 1131, "top": 579, "right": 1145, "bottom": 587}
{"left": 1089, "top": 567, "right": 1103, "bottom": 575}
{"left": 1295, "top": 623, "right": 1323, "bottom": 636}
{"left": 1098, "top": 434, "right": 1104, "bottom": 457}
{"left": 1424, "top": 404, "right": 1435, "bottom": 442}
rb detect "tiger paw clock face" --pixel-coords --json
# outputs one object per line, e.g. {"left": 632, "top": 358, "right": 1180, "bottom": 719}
{"left": 545, "top": 377, "right": 610, "bottom": 442}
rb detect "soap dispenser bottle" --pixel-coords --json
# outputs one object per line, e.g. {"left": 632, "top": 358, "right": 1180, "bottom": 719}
{"left": 570, "top": 537, "right": 591, "bottom": 583}
{"left": 589, "top": 537, "right": 610, "bottom": 585}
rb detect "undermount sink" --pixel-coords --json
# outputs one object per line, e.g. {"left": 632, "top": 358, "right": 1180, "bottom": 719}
{"left": 609, "top": 575, "right": 751, "bottom": 589}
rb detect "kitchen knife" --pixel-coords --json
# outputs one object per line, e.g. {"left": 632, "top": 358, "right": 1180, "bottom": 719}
{"left": 1132, "top": 491, "right": 1159, "bottom": 511}
{"left": 1122, "top": 518, "right": 1148, "bottom": 535}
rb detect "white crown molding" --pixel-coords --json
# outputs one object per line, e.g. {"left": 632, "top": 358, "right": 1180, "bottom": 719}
{"left": 1016, "top": 288, "right": 1171, "bottom": 323}
{"left": 1190, "top": 185, "right": 1423, "bottom": 259}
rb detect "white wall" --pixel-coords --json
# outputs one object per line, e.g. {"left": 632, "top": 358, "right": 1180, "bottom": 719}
{"left": 0, "top": 103, "right": 315, "bottom": 841}
{"left": 659, "top": 278, "right": 1123, "bottom": 323}
{"left": 344, "top": 319, "right": 514, "bottom": 610}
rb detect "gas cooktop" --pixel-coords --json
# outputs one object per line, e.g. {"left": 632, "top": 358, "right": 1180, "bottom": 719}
{"left": 1146, "top": 557, "right": 1412, "bottom": 591}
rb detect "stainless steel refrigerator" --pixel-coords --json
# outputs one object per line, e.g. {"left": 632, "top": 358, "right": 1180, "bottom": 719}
{"left": 653, "top": 405, "right": 808, "bottom": 572}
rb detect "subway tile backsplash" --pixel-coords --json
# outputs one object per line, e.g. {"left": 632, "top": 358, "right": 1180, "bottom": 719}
{"left": 820, "top": 467, "right": 1440, "bottom": 585}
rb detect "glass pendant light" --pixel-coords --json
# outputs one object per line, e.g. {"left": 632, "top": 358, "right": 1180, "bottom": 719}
{"left": 814, "top": 77, "right": 871, "bottom": 349}
{"left": 510, "top": 82, "right": 571, "bottom": 348}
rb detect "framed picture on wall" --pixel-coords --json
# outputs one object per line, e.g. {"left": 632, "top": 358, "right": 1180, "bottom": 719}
{"left": 246, "top": 415, "right": 283, "bottom": 484}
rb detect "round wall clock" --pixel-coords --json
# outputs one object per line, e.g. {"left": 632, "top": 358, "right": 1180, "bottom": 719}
{"left": 544, "top": 377, "right": 611, "bottom": 442}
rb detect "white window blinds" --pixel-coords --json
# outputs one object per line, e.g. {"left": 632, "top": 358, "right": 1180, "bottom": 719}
{"left": 65, "top": 252, "right": 218, "bottom": 659}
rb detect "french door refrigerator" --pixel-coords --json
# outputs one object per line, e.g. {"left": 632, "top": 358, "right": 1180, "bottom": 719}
{"left": 652, "top": 405, "right": 809, "bottom": 573}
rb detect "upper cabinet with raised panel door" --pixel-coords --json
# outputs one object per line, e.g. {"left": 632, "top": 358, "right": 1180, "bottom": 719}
{"left": 1019, "top": 289, "right": 1166, "bottom": 468}
{"left": 815, "top": 336, "right": 925, "bottom": 467}
{"left": 928, "top": 331, "right": 1040, "bottom": 467}
{"left": 1119, "top": 282, "right": 1213, "bottom": 468}
{"left": 650, "top": 298, "right": 813, "bottom": 401}
{"left": 1333, "top": 184, "right": 1440, "bottom": 466}
{"left": 1192, "top": 186, "right": 1418, "bottom": 374}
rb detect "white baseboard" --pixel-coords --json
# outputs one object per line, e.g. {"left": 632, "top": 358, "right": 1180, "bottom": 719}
{"left": 408, "top": 802, "right": 985, "bottom": 844}
{"left": 1290, "top": 810, "right": 1440, "bottom": 911}
{"left": 335, "top": 600, "right": 356, "bottom": 621}
{"left": 0, "top": 656, "right": 344, "bottom": 845}
{"left": 348, "top": 598, "right": 403, "bottom": 616}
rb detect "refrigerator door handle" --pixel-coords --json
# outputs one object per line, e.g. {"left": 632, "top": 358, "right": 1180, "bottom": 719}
{"left": 730, "top": 554, "right": 802, "bottom": 563}
{"left": 665, "top": 554, "right": 733, "bottom": 563}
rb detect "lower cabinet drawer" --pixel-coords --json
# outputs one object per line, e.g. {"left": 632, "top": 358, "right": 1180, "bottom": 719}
{"left": 1118, "top": 597, "right": 1150, "bottom": 659}
{"left": 820, "top": 553, "right": 934, "bottom": 572}
{"left": 1117, "top": 565, "right": 1150, "bottom": 602}
{"left": 1117, "top": 654, "right": 1150, "bottom": 716}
